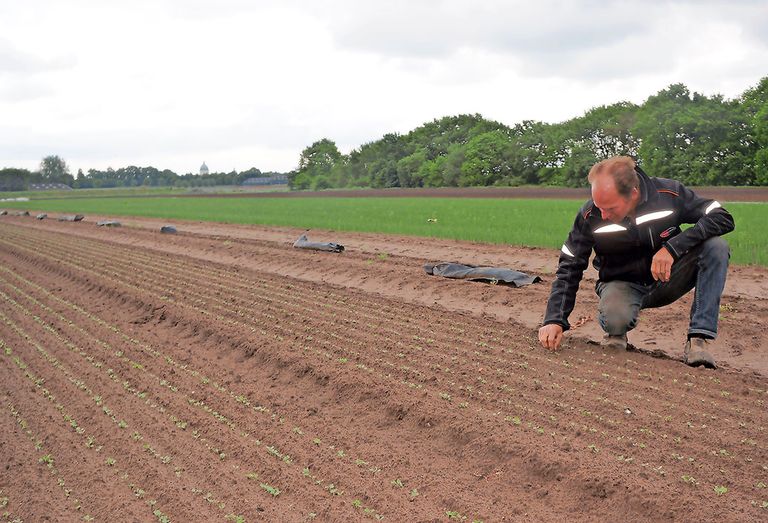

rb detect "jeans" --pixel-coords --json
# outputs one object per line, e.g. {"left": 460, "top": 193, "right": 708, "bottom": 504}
{"left": 596, "top": 237, "right": 730, "bottom": 339}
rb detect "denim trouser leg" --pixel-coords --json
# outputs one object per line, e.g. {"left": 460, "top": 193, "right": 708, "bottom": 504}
{"left": 596, "top": 280, "right": 647, "bottom": 336}
{"left": 596, "top": 237, "right": 730, "bottom": 339}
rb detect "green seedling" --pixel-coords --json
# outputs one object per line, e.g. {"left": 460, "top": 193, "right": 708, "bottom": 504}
{"left": 260, "top": 483, "right": 280, "bottom": 497}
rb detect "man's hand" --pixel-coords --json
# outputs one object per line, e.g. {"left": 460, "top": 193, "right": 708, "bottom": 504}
{"left": 538, "top": 324, "right": 564, "bottom": 350}
{"left": 651, "top": 246, "right": 674, "bottom": 282}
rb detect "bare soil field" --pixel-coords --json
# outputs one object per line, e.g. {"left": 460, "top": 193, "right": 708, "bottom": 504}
{"left": 1, "top": 215, "right": 767, "bottom": 522}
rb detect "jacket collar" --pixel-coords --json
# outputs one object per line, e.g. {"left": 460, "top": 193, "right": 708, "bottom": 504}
{"left": 633, "top": 165, "right": 656, "bottom": 212}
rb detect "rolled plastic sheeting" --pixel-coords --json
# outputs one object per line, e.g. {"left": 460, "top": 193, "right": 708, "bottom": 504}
{"left": 424, "top": 262, "right": 541, "bottom": 287}
{"left": 58, "top": 214, "right": 84, "bottom": 222}
{"left": 97, "top": 220, "right": 122, "bottom": 227}
{"left": 160, "top": 225, "right": 177, "bottom": 234}
{"left": 293, "top": 234, "right": 345, "bottom": 253}
{"left": 36, "top": 213, "right": 47, "bottom": 220}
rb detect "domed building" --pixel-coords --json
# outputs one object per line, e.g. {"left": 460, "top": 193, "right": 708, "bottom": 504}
{"left": 199, "top": 162, "right": 209, "bottom": 175}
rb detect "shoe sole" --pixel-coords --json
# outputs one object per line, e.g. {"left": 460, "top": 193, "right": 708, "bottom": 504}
{"left": 685, "top": 350, "right": 717, "bottom": 369}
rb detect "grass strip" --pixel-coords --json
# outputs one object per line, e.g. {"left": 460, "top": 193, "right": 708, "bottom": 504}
{"left": 1, "top": 197, "right": 765, "bottom": 266}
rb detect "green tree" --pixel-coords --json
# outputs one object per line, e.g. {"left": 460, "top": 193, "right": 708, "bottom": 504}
{"left": 396, "top": 148, "right": 427, "bottom": 187}
{"left": 441, "top": 144, "right": 465, "bottom": 187}
{"left": 0, "top": 168, "right": 32, "bottom": 191}
{"left": 634, "top": 84, "right": 753, "bottom": 185}
{"left": 741, "top": 77, "right": 768, "bottom": 184}
{"left": 39, "top": 155, "right": 74, "bottom": 185}
{"left": 558, "top": 144, "right": 598, "bottom": 187}
{"left": 290, "top": 138, "right": 342, "bottom": 190}
{"left": 418, "top": 156, "right": 448, "bottom": 187}
{"left": 566, "top": 102, "right": 639, "bottom": 160}
{"left": 459, "top": 130, "right": 514, "bottom": 186}
{"left": 754, "top": 104, "right": 768, "bottom": 185}
{"left": 370, "top": 159, "right": 399, "bottom": 188}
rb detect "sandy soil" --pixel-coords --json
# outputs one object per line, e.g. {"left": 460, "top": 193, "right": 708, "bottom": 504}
{"left": 1, "top": 214, "right": 767, "bottom": 522}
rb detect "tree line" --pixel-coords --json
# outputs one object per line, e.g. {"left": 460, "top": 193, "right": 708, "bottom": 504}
{"left": 290, "top": 78, "right": 768, "bottom": 190}
{"left": 0, "top": 157, "right": 280, "bottom": 192}
{"left": 73, "top": 166, "right": 274, "bottom": 189}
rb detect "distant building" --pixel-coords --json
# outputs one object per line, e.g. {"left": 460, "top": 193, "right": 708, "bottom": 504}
{"left": 242, "top": 175, "right": 288, "bottom": 186}
{"left": 199, "top": 162, "right": 209, "bottom": 175}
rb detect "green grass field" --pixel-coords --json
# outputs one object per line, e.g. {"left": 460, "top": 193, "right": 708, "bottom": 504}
{"left": 1, "top": 196, "right": 765, "bottom": 266}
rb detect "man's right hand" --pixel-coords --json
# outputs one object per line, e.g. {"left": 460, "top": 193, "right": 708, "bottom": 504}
{"left": 538, "top": 324, "right": 564, "bottom": 350}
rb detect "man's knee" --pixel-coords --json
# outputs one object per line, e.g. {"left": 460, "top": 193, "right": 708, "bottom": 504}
{"left": 598, "top": 284, "right": 638, "bottom": 334}
{"left": 600, "top": 306, "right": 637, "bottom": 334}
{"left": 700, "top": 237, "right": 730, "bottom": 263}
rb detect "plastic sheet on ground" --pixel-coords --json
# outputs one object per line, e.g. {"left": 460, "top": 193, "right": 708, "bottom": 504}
{"left": 58, "top": 214, "right": 84, "bottom": 222}
{"left": 423, "top": 262, "right": 541, "bottom": 287}
{"left": 97, "top": 220, "right": 122, "bottom": 227}
{"left": 293, "top": 234, "right": 345, "bottom": 253}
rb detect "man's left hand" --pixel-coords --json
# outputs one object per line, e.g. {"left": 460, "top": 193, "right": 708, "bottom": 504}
{"left": 651, "top": 247, "right": 674, "bottom": 282}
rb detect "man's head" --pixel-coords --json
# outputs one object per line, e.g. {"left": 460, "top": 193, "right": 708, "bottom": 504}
{"left": 588, "top": 156, "right": 640, "bottom": 223}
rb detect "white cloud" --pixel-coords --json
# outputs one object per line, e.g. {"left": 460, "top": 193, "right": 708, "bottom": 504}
{"left": 0, "top": 0, "right": 766, "bottom": 175}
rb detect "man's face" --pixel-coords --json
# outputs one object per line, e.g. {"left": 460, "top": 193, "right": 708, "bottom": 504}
{"left": 592, "top": 180, "right": 637, "bottom": 223}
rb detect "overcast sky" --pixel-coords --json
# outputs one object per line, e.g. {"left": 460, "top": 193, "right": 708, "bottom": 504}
{"left": 1, "top": 0, "right": 767, "bottom": 175}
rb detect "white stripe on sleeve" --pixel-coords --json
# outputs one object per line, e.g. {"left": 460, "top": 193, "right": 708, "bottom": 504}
{"left": 704, "top": 201, "right": 721, "bottom": 214}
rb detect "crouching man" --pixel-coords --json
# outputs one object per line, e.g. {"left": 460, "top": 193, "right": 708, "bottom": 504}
{"left": 538, "top": 156, "right": 734, "bottom": 368}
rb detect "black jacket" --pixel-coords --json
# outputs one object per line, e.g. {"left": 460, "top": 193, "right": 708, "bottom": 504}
{"left": 543, "top": 167, "right": 735, "bottom": 331}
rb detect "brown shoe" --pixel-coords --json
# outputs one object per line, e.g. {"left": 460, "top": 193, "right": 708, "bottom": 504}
{"left": 601, "top": 334, "right": 628, "bottom": 350}
{"left": 684, "top": 338, "right": 717, "bottom": 369}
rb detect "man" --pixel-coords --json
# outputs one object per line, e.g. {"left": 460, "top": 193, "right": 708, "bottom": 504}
{"left": 538, "top": 156, "right": 734, "bottom": 368}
